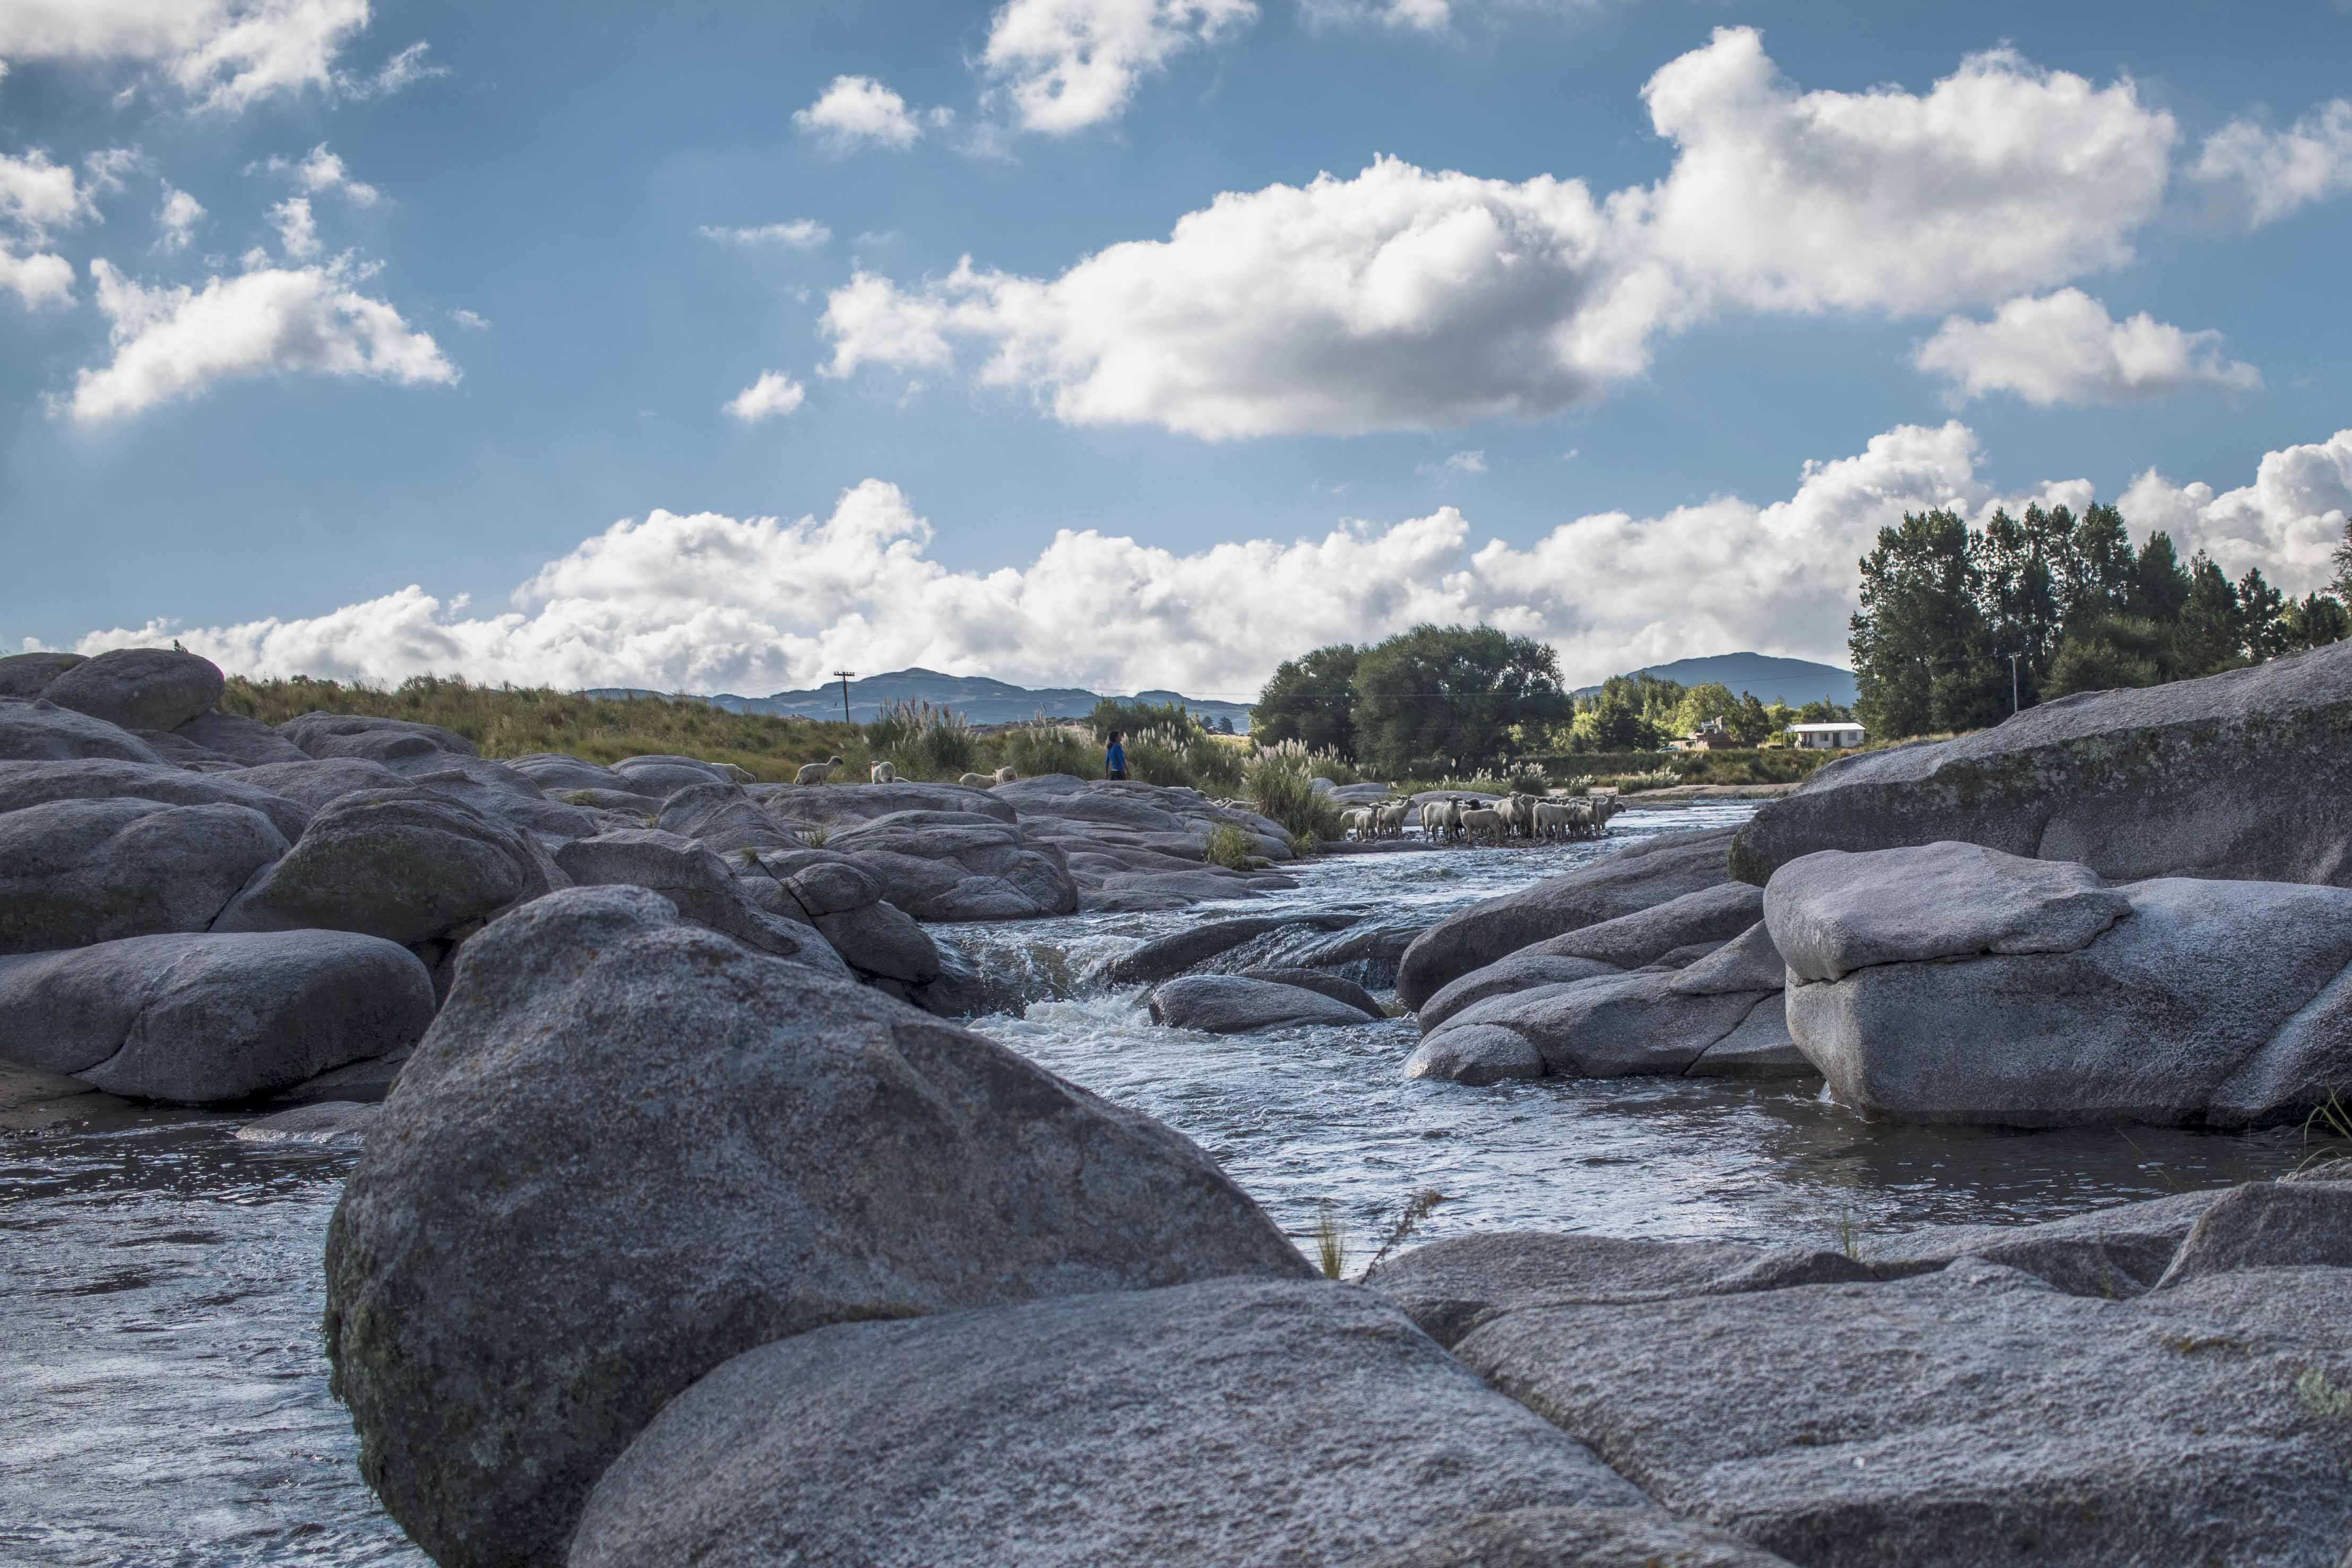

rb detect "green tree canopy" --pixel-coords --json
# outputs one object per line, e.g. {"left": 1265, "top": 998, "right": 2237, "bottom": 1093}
{"left": 1351, "top": 624, "right": 1571, "bottom": 775}
{"left": 1250, "top": 643, "right": 1361, "bottom": 755}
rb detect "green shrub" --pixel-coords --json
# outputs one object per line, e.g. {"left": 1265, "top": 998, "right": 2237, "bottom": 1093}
{"left": 1246, "top": 740, "right": 1347, "bottom": 844}
{"left": 1001, "top": 722, "right": 1097, "bottom": 779}
{"left": 1203, "top": 823, "right": 1255, "bottom": 869}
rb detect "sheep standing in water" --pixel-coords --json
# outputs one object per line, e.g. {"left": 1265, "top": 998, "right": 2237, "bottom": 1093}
{"left": 1341, "top": 806, "right": 1376, "bottom": 841}
{"left": 1376, "top": 800, "right": 1411, "bottom": 839}
{"left": 1460, "top": 806, "right": 1504, "bottom": 846}
{"left": 794, "top": 755, "right": 846, "bottom": 785}
{"left": 870, "top": 760, "right": 898, "bottom": 785}
{"left": 1419, "top": 798, "right": 1458, "bottom": 843}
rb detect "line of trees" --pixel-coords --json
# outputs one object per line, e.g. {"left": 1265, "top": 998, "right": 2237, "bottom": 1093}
{"left": 1252, "top": 625, "right": 1570, "bottom": 775}
{"left": 1567, "top": 673, "right": 1852, "bottom": 753}
{"left": 1850, "top": 502, "right": 2352, "bottom": 740}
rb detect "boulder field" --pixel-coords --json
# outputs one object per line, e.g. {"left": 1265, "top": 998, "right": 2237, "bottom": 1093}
{"left": 0, "top": 646, "right": 1307, "bottom": 1105}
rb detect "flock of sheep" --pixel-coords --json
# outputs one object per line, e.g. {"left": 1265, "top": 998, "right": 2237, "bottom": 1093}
{"left": 1343, "top": 791, "right": 1621, "bottom": 846}
{"left": 786, "top": 755, "right": 1020, "bottom": 788}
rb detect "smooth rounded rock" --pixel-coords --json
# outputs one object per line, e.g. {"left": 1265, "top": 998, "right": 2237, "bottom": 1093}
{"left": 1417, "top": 953, "right": 1625, "bottom": 1035}
{"left": 0, "top": 651, "right": 85, "bottom": 698}
{"left": 279, "top": 712, "right": 479, "bottom": 767}
{"left": 1148, "top": 973, "right": 1383, "bottom": 1032}
{"left": 40, "top": 647, "right": 225, "bottom": 733}
{"left": 324, "top": 886, "right": 1311, "bottom": 1568}
{"left": 0, "top": 699, "right": 165, "bottom": 765}
{"left": 173, "top": 709, "right": 311, "bottom": 765}
{"left": 0, "top": 757, "right": 310, "bottom": 841}
{"left": 0, "top": 798, "right": 289, "bottom": 954}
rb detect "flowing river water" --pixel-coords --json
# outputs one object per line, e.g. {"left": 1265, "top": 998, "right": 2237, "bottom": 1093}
{"left": 0, "top": 802, "right": 2315, "bottom": 1566}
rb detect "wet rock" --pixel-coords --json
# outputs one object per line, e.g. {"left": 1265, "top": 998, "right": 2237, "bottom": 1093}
{"left": 0, "top": 798, "right": 289, "bottom": 954}
{"left": 2155, "top": 1181, "right": 2352, "bottom": 1288}
{"left": 1456, "top": 1261, "right": 2352, "bottom": 1568}
{"left": 0, "top": 757, "right": 311, "bottom": 841}
{"left": 39, "top": 647, "right": 225, "bottom": 733}
{"left": 1776, "top": 845, "right": 2352, "bottom": 1126}
{"left": 1397, "top": 827, "right": 1739, "bottom": 1009}
{"left": 1148, "top": 973, "right": 1383, "bottom": 1032}
{"left": 1096, "top": 867, "right": 1270, "bottom": 905}
{"left": 1520, "top": 882, "right": 1765, "bottom": 971}
{"left": 1416, "top": 970, "right": 1770, "bottom": 1081}
{"left": 271, "top": 1053, "right": 411, "bottom": 1106}
{"left": 1224, "top": 918, "right": 1418, "bottom": 989}
{"left": 1402, "top": 1023, "right": 1545, "bottom": 1085}
{"left": 1360, "top": 1507, "right": 1798, "bottom": 1568}
{"left": 213, "top": 786, "right": 561, "bottom": 946}
{"left": 1096, "top": 915, "right": 1314, "bottom": 985}
{"left": 554, "top": 829, "right": 842, "bottom": 972}
{"left": 173, "top": 709, "right": 311, "bottom": 765}
{"left": 570, "top": 1278, "right": 1647, "bottom": 1568}
{"left": 324, "top": 886, "right": 1311, "bottom": 1568}
{"left": 278, "top": 711, "right": 479, "bottom": 768}
{"left": 0, "top": 698, "right": 167, "bottom": 764}
{"left": 0, "top": 651, "right": 85, "bottom": 697}
{"left": 1730, "top": 639, "right": 2352, "bottom": 889}
{"left": 1417, "top": 953, "right": 1625, "bottom": 1034}
{"left": 0, "top": 930, "right": 435, "bottom": 1103}
{"left": 1684, "top": 999, "right": 1811, "bottom": 1078}
{"left": 1368, "top": 1231, "right": 1873, "bottom": 1348}
{"left": 821, "top": 811, "right": 1079, "bottom": 921}
{"left": 237, "top": 1100, "right": 382, "bottom": 1146}
{"left": 1236, "top": 967, "right": 1385, "bottom": 1018}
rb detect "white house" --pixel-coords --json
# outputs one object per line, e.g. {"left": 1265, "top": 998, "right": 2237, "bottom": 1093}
{"left": 1787, "top": 721, "right": 1866, "bottom": 749}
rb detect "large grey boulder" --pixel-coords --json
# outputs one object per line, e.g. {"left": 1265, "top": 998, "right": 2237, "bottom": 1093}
{"left": 1396, "top": 828, "right": 1740, "bottom": 1009}
{"left": 1236, "top": 966, "right": 1386, "bottom": 1018}
{"left": 130, "top": 725, "right": 237, "bottom": 766}
{"left": 502, "top": 753, "right": 634, "bottom": 794}
{"left": 0, "top": 650, "right": 85, "bottom": 697}
{"left": 1773, "top": 844, "right": 2352, "bottom": 1126}
{"left": 1863, "top": 1186, "right": 2229, "bottom": 1298}
{"left": 324, "top": 886, "right": 1311, "bottom": 1568}
{"left": 1417, "top": 953, "right": 1626, "bottom": 1035}
{"left": 1457, "top": 1261, "right": 2352, "bottom": 1567}
{"left": 1730, "top": 640, "right": 2352, "bottom": 889}
{"left": 1097, "top": 915, "right": 1324, "bottom": 985}
{"left": 609, "top": 754, "right": 740, "bottom": 796}
{"left": 278, "top": 711, "right": 479, "bottom": 768}
{"left": 0, "top": 699, "right": 166, "bottom": 764}
{"left": 1149, "top": 973, "right": 1383, "bottom": 1032}
{"left": 658, "top": 781, "right": 802, "bottom": 855}
{"left": 820, "top": 810, "right": 1079, "bottom": 921}
{"left": 569, "top": 1278, "right": 1648, "bottom": 1568}
{"left": 213, "top": 787, "right": 561, "bottom": 946}
{"left": 0, "top": 798, "right": 289, "bottom": 954}
{"left": 756, "top": 779, "right": 1018, "bottom": 829}
{"left": 228, "top": 756, "right": 411, "bottom": 811}
{"left": 1368, "top": 1231, "right": 1874, "bottom": 1348}
{"left": 1517, "top": 881, "right": 1765, "bottom": 971}
{"left": 1409, "top": 969, "right": 1774, "bottom": 1082}
{"left": 2155, "top": 1180, "right": 2352, "bottom": 1287}
{"left": 0, "top": 930, "right": 434, "bottom": 1102}
{"left": 404, "top": 766, "right": 603, "bottom": 846}
{"left": 173, "top": 709, "right": 310, "bottom": 765}
{"left": 813, "top": 899, "right": 941, "bottom": 984}
{"left": 1361, "top": 1509, "right": 1798, "bottom": 1568}
{"left": 553, "top": 829, "right": 843, "bottom": 973}
{"left": 39, "top": 647, "right": 225, "bottom": 733}
{"left": 0, "top": 758, "right": 310, "bottom": 841}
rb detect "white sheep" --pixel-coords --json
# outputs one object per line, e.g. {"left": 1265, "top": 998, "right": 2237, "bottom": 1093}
{"left": 794, "top": 755, "right": 846, "bottom": 786}
{"left": 994, "top": 766, "right": 1019, "bottom": 785}
{"left": 959, "top": 772, "right": 993, "bottom": 788}
{"left": 870, "top": 760, "right": 897, "bottom": 785}
{"left": 1341, "top": 806, "right": 1376, "bottom": 840}
{"left": 1376, "top": 800, "right": 1412, "bottom": 839}
{"left": 1420, "top": 798, "right": 1460, "bottom": 842}
{"left": 1460, "top": 806, "right": 1504, "bottom": 846}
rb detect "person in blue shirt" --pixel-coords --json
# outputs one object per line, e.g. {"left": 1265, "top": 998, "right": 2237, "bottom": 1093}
{"left": 1105, "top": 731, "right": 1127, "bottom": 780}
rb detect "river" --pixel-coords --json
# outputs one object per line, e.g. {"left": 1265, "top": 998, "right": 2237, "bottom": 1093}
{"left": 0, "top": 802, "right": 2313, "bottom": 1565}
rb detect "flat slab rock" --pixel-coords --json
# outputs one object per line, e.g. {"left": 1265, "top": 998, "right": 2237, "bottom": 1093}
{"left": 1457, "top": 1262, "right": 2352, "bottom": 1567}
{"left": 569, "top": 1278, "right": 1649, "bottom": 1568}
{"left": 1148, "top": 972, "right": 1383, "bottom": 1032}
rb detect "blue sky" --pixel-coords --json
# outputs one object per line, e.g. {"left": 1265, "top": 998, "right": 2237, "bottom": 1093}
{"left": 3, "top": 0, "right": 2349, "bottom": 700}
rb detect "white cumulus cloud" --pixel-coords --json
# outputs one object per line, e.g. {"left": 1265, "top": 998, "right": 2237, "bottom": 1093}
{"left": 267, "top": 196, "right": 320, "bottom": 258}
{"left": 698, "top": 219, "right": 831, "bottom": 248}
{"left": 2120, "top": 430, "right": 2352, "bottom": 591}
{"left": 1299, "top": 0, "right": 1604, "bottom": 34}
{"left": 980, "top": 0, "right": 1259, "bottom": 134}
{"left": 792, "top": 75, "right": 926, "bottom": 151}
{"left": 823, "top": 28, "right": 2183, "bottom": 438}
{"left": 82, "top": 418, "right": 2323, "bottom": 699}
{"left": 1914, "top": 289, "right": 2262, "bottom": 407}
{"left": 0, "top": 0, "right": 375, "bottom": 113}
{"left": 154, "top": 185, "right": 206, "bottom": 253}
{"left": 0, "top": 246, "right": 74, "bottom": 309}
{"left": 0, "top": 147, "right": 97, "bottom": 238}
{"left": 258, "top": 142, "right": 381, "bottom": 206}
{"left": 723, "top": 371, "right": 808, "bottom": 423}
{"left": 2188, "top": 98, "right": 2352, "bottom": 229}
{"left": 66, "top": 257, "right": 457, "bottom": 420}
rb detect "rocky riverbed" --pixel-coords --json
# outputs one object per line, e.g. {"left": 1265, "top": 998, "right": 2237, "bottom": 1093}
{"left": 6, "top": 645, "right": 2352, "bottom": 1566}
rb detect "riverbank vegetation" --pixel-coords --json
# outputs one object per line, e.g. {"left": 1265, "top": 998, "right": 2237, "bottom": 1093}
{"left": 1850, "top": 502, "right": 2352, "bottom": 740}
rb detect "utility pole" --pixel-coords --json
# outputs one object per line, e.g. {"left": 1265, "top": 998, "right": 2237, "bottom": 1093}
{"left": 834, "top": 670, "right": 856, "bottom": 727}
{"left": 2009, "top": 653, "right": 2020, "bottom": 715}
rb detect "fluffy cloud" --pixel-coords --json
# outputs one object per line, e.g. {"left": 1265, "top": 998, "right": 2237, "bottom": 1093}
{"left": 824, "top": 28, "right": 2183, "bottom": 437}
{"left": 268, "top": 196, "right": 320, "bottom": 258}
{"left": 1913, "top": 289, "right": 2261, "bottom": 407}
{"left": 2120, "top": 430, "right": 2352, "bottom": 591}
{"left": 2188, "top": 99, "right": 2352, "bottom": 229}
{"left": 980, "top": 0, "right": 1257, "bottom": 134}
{"left": 258, "top": 142, "right": 380, "bottom": 206}
{"left": 0, "top": 246, "right": 74, "bottom": 309}
{"left": 1299, "top": 0, "right": 1604, "bottom": 33}
{"left": 792, "top": 75, "right": 926, "bottom": 151}
{"left": 723, "top": 370, "right": 808, "bottom": 423}
{"left": 0, "top": 148, "right": 96, "bottom": 238}
{"left": 0, "top": 0, "right": 374, "bottom": 113}
{"left": 698, "top": 219, "right": 831, "bottom": 248}
{"left": 91, "top": 418, "right": 2312, "bottom": 697}
{"left": 67, "top": 257, "right": 457, "bottom": 420}
{"left": 155, "top": 185, "right": 206, "bottom": 252}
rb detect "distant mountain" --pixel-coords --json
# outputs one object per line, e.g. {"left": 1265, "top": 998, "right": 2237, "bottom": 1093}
{"left": 582, "top": 666, "right": 1256, "bottom": 730}
{"left": 1572, "top": 652, "right": 1857, "bottom": 708}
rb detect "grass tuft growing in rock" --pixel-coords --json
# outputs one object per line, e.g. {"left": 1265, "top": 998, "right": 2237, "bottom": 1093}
{"left": 1203, "top": 824, "right": 1255, "bottom": 870}
{"left": 1246, "top": 741, "right": 1347, "bottom": 844}
{"left": 1312, "top": 1202, "right": 1348, "bottom": 1280}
